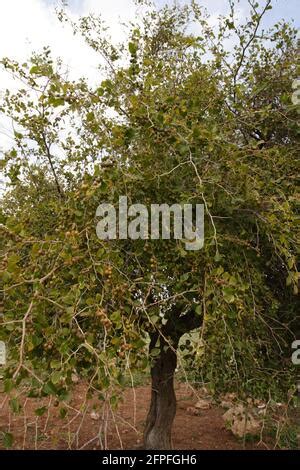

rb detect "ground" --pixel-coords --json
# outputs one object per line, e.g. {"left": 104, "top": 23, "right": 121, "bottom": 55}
{"left": 0, "top": 381, "right": 270, "bottom": 450}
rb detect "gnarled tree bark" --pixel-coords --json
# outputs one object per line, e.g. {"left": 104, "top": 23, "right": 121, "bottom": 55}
{"left": 144, "top": 311, "right": 202, "bottom": 449}
{"left": 144, "top": 331, "right": 178, "bottom": 449}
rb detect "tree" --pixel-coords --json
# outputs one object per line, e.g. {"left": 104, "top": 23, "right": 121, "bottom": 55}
{"left": 1, "top": 1, "right": 299, "bottom": 449}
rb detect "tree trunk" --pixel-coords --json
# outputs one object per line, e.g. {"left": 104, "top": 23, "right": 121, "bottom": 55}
{"left": 144, "top": 332, "right": 178, "bottom": 450}
{"left": 143, "top": 311, "right": 202, "bottom": 449}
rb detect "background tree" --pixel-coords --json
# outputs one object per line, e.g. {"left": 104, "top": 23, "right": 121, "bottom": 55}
{"left": 1, "top": 0, "right": 299, "bottom": 449}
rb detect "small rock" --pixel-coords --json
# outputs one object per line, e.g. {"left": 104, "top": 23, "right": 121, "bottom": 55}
{"left": 220, "top": 392, "right": 237, "bottom": 409}
{"left": 254, "top": 399, "right": 265, "bottom": 407}
{"left": 223, "top": 404, "right": 261, "bottom": 438}
{"left": 90, "top": 411, "right": 100, "bottom": 421}
{"left": 187, "top": 406, "right": 201, "bottom": 416}
{"left": 220, "top": 399, "right": 233, "bottom": 409}
{"left": 71, "top": 373, "right": 79, "bottom": 383}
{"left": 194, "top": 399, "right": 211, "bottom": 410}
{"left": 198, "top": 386, "right": 210, "bottom": 397}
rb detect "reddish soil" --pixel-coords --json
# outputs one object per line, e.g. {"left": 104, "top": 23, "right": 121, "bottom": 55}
{"left": 0, "top": 381, "right": 264, "bottom": 450}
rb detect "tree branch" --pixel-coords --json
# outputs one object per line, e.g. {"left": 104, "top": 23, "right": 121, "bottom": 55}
{"left": 41, "top": 132, "right": 63, "bottom": 197}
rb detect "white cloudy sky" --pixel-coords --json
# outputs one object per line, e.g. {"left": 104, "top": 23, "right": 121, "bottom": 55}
{"left": 0, "top": 0, "right": 298, "bottom": 170}
{"left": 0, "top": 0, "right": 298, "bottom": 85}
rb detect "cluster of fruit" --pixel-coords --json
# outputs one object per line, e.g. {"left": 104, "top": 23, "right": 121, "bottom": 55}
{"left": 44, "top": 340, "right": 53, "bottom": 351}
{"left": 103, "top": 265, "right": 113, "bottom": 279}
{"left": 118, "top": 341, "right": 133, "bottom": 358}
{"left": 150, "top": 256, "right": 157, "bottom": 270}
{"left": 96, "top": 308, "right": 112, "bottom": 330}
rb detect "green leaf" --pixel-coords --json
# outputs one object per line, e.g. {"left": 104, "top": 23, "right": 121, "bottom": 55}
{"left": 30, "top": 65, "right": 41, "bottom": 74}
{"left": 43, "top": 381, "right": 57, "bottom": 396}
{"left": 4, "top": 379, "right": 14, "bottom": 393}
{"left": 195, "top": 305, "right": 202, "bottom": 315}
{"left": 35, "top": 406, "right": 47, "bottom": 417}
{"left": 3, "top": 432, "right": 13, "bottom": 448}
{"left": 150, "top": 347, "right": 160, "bottom": 357}
{"left": 86, "top": 112, "right": 95, "bottom": 122}
{"left": 51, "top": 371, "right": 62, "bottom": 384}
{"left": 59, "top": 407, "right": 67, "bottom": 419}
{"left": 110, "top": 310, "right": 121, "bottom": 323}
{"left": 128, "top": 42, "right": 138, "bottom": 55}
{"left": 49, "top": 97, "right": 65, "bottom": 107}
{"left": 9, "top": 398, "right": 21, "bottom": 414}
{"left": 14, "top": 131, "right": 23, "bottom": 139}
{"left": 222, "top": 287, "right": 235, "bottom": 304}
{"left": 133, "top": 338, "right": 146, "bottom": 348}
{"left": 151, "top": 315, "right": 160, "bottom": 324}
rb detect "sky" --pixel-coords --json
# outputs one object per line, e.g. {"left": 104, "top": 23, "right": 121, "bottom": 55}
{"left": 0, "top": 0, "right": 299, "bottom": 177}
{"left": 0, "top": 0, "right": 298, "bottom": 85}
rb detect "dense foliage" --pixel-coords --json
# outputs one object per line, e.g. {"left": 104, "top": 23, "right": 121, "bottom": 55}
{"left": 0, "top": 0, "right": 299, "bottom": 448}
